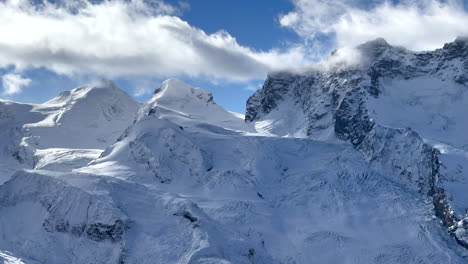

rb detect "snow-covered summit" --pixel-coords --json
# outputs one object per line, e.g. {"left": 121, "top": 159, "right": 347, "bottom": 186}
{"left": 139, "top": 78, "right": 252, "bottom": 133}
{"left": 0, "top": 81, "right": 140, "bottom": 184}
{"left": 45, "top": 80, "right": 121, "bottom": 106}
{"left": 152, "top": 78, "right": 215, "bottom": 106}
{"left": 141, "top": 78, "right": 215, "bottom": 118}
{"left": 25, "top": 80, "right": 140, "bottom": 149}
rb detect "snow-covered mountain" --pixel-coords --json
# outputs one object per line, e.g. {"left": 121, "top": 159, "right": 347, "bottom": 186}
{"left": 1, "top": 38, "right": 468, "bottom": 263}
{"left": 0, "top": 80, "right": 140, "bottom": 184}
{"left": 246, "top": 36, "right": 468, "bottom": 252}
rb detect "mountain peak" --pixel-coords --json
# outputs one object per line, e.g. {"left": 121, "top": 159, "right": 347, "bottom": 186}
{"left": 361, "top": 37, "right": 390, "bottom": 47}
{"left": 93, "top": 79, "right": 118, "bottom": 90}
{"left": 155, "top": 78, "right": 192, "bottom": 94}
{"left": 138, "top": 79, "right": 248, "bottom": 131}
{"left": 357, "top": 38, "right": 393, "bottom": 51}
{"left": 45, "top": 79, "right": 124, "bottom": 107}
{"left": 454, "top": 36, "right": 468, "bottom": 44}
{"left": 356, "top": 38, "right": 395, "bottom": 58}
{"left": 152, "top": 78, "right": 214, "bottom": 106}
{"left": 32, "top": 80, "right": 140, "bottom": 149}
{"left": 442, "top": 36, "right": 468, "bottom": 51}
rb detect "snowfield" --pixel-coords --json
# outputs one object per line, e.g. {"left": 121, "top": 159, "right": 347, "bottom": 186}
{"left": 1, "top": 38, "right": 468, "bottom": 263}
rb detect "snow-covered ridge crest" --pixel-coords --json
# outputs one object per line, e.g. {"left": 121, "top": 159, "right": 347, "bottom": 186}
{"left": 137, "top": 78, "right": 251, "bottom": 133}
{"left": 153, "top": 78, "right": 215, "bottom": 105}
{"left": 44, "top": 79, "right": 121, "bottom": 106}
{"left": 139, "top": 78, "right": 215, "bottom": 118}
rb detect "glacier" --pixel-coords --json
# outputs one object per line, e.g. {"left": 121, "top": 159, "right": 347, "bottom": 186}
{"left": 1, "top": 38, "right": 468, "bottom": 263}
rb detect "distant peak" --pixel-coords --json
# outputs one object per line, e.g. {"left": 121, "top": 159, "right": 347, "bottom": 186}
{"left": 454, "top": 36, "right": 468, "bottom": 43}
{"left": 162, "top": 78, "right": 190, "bottom": 88}
{"left": 354, "top": 38, "right": 408, "bottom": 63}
{"left": 93, "top": 79, "right": 118, "bottom": 90}
{"left": 153, "top": 78, "right": 214, "bottom": 104}
{"left": 442, "top": 36, "right": 468, "bottom": 54}
{"left": 154, "top": 78, "right": 192, "bottom": 95}
{"left": 140, "top": 79, "right": 221, "bottom": 120}
{"left": 357, "top": 38, "right": 391, "bottom": 51}
{"left": 69, "top": 79, "right": 118, "bottom": 96}
{"left": 44, "top": 79, "right": 130, "bottom": 106}
{"left": 369, "top": 38, "right": 389, "bottom": 46}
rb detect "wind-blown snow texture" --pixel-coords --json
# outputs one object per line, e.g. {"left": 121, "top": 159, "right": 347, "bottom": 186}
{"left": 1, "top": 39, "right": 468, "bottom": 263}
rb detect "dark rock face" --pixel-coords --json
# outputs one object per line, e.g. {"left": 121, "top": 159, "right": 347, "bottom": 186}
{"left": 174, "top": 210, "right": 198, "bottom": 223}
{"left": 245, "top": 73, "right": 299, "bottom": 122}
{"left": 432, "top": 187, "right": 455, "bottom": 227}
{"left": 441, "top": 37, "right": 468, "bottom": 61}
{"left": 43, "top": 218, "right": 127, "bottom": 243}
{"left": 86, "top": 220, "right": 127, "bottom": 242}
{"left": 334, "top": 88, "right": 374, "bottom": 146}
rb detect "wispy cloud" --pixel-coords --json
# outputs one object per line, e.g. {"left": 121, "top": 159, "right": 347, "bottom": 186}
{"left": 280, "top": 0, "right": 468, "bottom": 51}
{"left": 0, "top": 0, "right": 312, "bottom": 84}
{"left": 244, "top": 82, "right": 263, "bottom": 92}
{"left": 2, "top": 73, "right": 32, "bottom": 95}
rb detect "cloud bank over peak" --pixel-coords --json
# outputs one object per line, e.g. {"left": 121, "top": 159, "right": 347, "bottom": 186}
{"left": 0, "top": 0, "right": 312, "bottom": 83}
{"left": 280, "top": 0, "right": 468, "bottom": 51}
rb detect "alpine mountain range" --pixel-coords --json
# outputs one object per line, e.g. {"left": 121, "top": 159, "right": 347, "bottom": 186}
{"left": 1, "top": 38, "right": 468, "bottom": 263}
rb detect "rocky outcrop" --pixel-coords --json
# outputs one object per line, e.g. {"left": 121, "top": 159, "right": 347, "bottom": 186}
{"left": 245, "top": 72, "right": 298, "bottom": 122}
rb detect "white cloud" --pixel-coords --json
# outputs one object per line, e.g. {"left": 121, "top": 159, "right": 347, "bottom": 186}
{"left": 0, "top": 0, "right": 312, "bottom": 82}
{"left": 2, "top": 73, "right": 32, "bottom": 95}
{"left": 244, "top": 82, "right": 263, "bottom": 92}
{"left": 280, "top": 0, "right": 468, "bottom": 51}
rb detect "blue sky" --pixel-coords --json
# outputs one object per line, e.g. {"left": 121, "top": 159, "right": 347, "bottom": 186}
{"left": 1, "top": 0, "right": 468, "bottom": 113}
{"left": 0, "top": 0, "right": 302, "bottom": 113}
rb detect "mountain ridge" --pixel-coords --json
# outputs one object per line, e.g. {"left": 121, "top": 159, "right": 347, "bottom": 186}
{"left": 1, "top": 38, "right": 468, "bottom": 263}
{"left": 245, "top": 36, "right": 468, "bottom": 251}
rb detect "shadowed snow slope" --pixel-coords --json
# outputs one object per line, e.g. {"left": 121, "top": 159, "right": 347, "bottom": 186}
{"left": 1, "top": 39, "right": 468, "bottom": 263}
